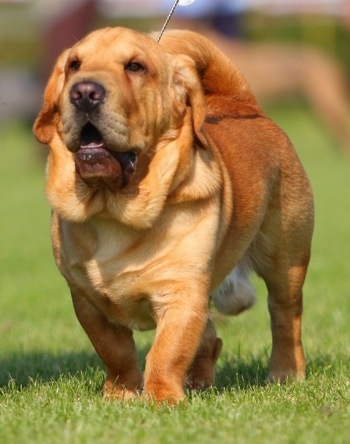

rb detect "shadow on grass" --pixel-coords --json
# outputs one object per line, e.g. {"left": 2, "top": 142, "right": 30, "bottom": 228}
{"left": 215, "top": 352, "right": 347, "bottom": 392}
{"left": 0, "top": 348, "right": 270, "bottom": 393}
{"left": 216, "top": 353, "right": 270, "bottom": 391}
{"left": 0, "top": 343, "right": 155, "bottom": 392}
{"left": 0, "top": 350, "right": 105, "bottom": 390}
{"left": 1, "top": 348, "right": 337, "bottom": 394}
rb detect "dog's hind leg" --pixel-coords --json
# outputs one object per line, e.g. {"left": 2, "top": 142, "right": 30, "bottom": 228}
{"left": 264, "top": 262, "right": 309, "bottom": 382}
{"left": 255, "top": 231, "right": 312, "bottom": 382}
{"left": 186, "top": 318, "right": 223, "bottom": 390}
{"left": 254, "top": 150, "right": 313, "bottom": 382}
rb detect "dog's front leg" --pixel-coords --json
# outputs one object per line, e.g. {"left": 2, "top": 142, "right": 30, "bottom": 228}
{"left": 144, "top": 288, "right": 209, "bottom": 403}
{"left": 71, "top": 291, "right": 143, "bottom": 400}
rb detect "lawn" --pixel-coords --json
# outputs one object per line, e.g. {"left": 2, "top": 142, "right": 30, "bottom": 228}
{"left": 0, "top": 103, "right": 349, "bottom": 443}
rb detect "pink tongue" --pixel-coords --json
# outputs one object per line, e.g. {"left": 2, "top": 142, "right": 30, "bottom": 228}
{"left": 80, "top": 141, "right": 105, "bottom": 150}
{"left": 80, "top": 123, "right": 105, "bottom": 150}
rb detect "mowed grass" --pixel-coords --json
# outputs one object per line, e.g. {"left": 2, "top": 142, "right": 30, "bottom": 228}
{"left": 0, "top": 104, "right": 349, "bottom": 444}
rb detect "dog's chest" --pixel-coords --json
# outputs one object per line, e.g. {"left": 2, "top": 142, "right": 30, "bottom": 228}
{"left": 56, "top": 217, "right": 159, "bottom": 330}
{"left": 55, "top": 206, "right": 219, "bottom": 331}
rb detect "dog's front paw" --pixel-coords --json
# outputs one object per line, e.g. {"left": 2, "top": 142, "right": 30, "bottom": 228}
{"left": 143, "top": 380, "right": 186, "bottom": 405}
{"left": 102, "top": 372, "right": 144, "bottom": 401}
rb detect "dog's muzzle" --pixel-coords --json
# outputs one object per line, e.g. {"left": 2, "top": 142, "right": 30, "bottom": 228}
{"left": 68, "top": 82, "right": 137, "bottom": 189}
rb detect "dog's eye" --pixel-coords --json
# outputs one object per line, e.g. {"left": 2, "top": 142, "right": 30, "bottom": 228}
{"left": 69, "top": 60, "right": 81, "bottom": 72}
{"left": 125, "top": 62, "right": 145, "bottom": 73}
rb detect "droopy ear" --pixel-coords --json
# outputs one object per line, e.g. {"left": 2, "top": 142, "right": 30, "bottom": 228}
{"left": 171, "top": 55, "right": 208, "bottom": 148}
{"left": 33, "top": 49, "right": 70, "bottom": 144}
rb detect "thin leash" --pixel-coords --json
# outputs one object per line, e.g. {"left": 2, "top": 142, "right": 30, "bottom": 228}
{"left": 157, "top": 0, "right": 196, "bottom": 43}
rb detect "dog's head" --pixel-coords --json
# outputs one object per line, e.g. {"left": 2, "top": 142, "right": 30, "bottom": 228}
{"left": 34, "top": 27, "right": 207, "bottom": 192}
{"left": 34, "top": 28, "right": 260, "bottom": 225}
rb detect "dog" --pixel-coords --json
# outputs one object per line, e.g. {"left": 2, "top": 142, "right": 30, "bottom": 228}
{"left": 33, "top": 27, "right": 314, "bottom": 403}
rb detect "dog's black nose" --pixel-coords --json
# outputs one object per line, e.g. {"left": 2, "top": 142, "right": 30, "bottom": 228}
{"left": 70, "top": 81, "right": 106, "bottom": 111}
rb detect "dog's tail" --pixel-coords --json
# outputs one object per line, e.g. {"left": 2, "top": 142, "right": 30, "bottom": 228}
{"left": 212, "top": 259, "right": 256, "bottom": 316}
{"left": 158, "top": 29, "right": 257, "bottom": 105}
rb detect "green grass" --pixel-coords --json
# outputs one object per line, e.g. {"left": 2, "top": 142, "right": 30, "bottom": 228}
{"left": 1, "top": 105, "right": 349, "bottom": 443}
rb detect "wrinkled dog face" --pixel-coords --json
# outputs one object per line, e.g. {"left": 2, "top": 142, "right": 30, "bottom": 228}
{"left": 35, "top": 27, "right": 198, "bottom": 190}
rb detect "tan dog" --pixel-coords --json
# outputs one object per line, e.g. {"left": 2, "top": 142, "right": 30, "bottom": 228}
{"left": 33, "top": 27, "right": 314, "bottom": 403}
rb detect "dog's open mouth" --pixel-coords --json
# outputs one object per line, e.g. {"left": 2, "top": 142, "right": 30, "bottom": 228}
{"left": 75, "top": 122, "right": 137, "bottom": 189}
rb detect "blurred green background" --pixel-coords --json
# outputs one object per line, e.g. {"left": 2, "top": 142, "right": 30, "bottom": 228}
{"left": 1, "top": 0, "right": 350, "bottom": 146}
